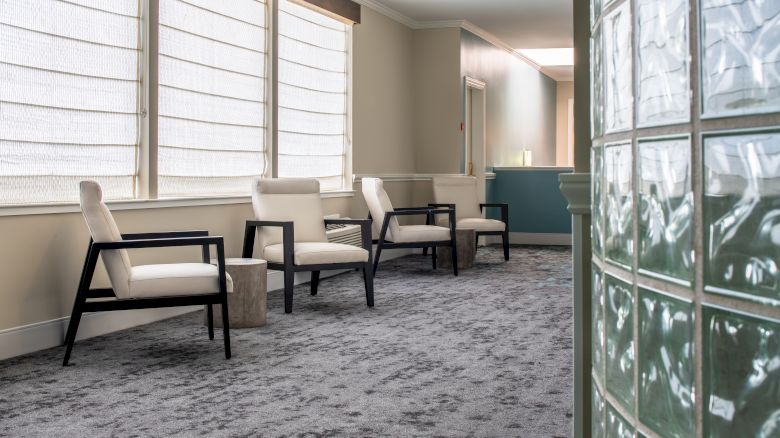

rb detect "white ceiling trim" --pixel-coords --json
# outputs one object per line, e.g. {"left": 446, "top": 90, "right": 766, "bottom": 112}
{"left": 352, "top": 0, "right": 545, "bottom": 74}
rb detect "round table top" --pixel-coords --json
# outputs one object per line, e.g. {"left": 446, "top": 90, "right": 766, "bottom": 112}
{"left": 210, "top": 258, "right": 267, "bottom": 266}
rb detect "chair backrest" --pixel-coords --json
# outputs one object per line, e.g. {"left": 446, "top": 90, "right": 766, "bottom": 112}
{"left": 361, "top": 177, "right": 400, "bottom": 240}
{"left": 251, "top": 178, "right": 327, "bottom": 249}
{"left": 79, "top": 180, "right": 132, "bottom": 298}
{"left": 432, "top": 176, "right": 483, "bottom": 223}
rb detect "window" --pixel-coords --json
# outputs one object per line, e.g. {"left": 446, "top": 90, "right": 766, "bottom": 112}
{"left": 0, "top": 0, "right": 353, "bottom": 206}
{"left": 277, "top": 0, "right": 350, "bottom": 191}
{"left": 0, "top": 0, "right": 142, "bottom": 204}
{"left": 158, "top": 0, "right": 268, "bottom": 197}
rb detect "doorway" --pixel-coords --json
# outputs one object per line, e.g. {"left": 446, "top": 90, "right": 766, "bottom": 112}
{"left": 464, "top": 77, "right": 487, "bottom": 204}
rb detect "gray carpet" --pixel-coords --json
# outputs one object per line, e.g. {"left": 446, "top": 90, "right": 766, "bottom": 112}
{"left": 0, "top": 246, "right": 573, "bottom": 437}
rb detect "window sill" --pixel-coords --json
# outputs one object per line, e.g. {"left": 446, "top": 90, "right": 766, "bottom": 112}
{"left": 0, "top": 190, "right": 355, "bottom": 217}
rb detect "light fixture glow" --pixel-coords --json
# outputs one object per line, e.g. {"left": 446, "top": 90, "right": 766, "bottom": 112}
{"left": 516, "top": 48, "right": 574, "bottom": 66}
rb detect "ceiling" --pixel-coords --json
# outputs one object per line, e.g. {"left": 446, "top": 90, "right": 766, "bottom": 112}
{"left": 371, "top": 0, "right": 573, "bottom": 49}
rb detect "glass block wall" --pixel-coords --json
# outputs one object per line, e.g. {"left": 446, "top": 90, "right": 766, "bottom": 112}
{"left": 589, "top": 0, "right": 780, "bottom": 436}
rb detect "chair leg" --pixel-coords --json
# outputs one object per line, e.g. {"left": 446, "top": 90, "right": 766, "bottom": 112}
{"left": 284, "top": 267, "right": 295, "bottom": 313}
{"left": 503, "top": 231, "right": 510, "bottom": 261}
{"left": 373, "top": 244, "right": 383, "bottom": 275}
{"left": 207, "top": 304, "right": 214, "bottom": 340}
{"left": 451, "top": 244, "right": 459, "bottom": 276}
{"left": 432, "top": 246, "right": 437, "bottom": 269}
{"left": 363, "top": 263, "right": 374, "bottom": 307}
{"left": 422, "top": 247, "right": 428, "bottom": 256}
{"left": 311, "top": 271, "right": 320, "bottom": 296}
{"left": 220, "top": 295, "right": 231, "bottom": 359}
{"left": 62, "top": 294, "right": 85, "bottom": 366}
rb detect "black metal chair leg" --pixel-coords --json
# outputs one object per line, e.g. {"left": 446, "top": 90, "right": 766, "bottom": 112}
{"left": 373, "top": 245, "right": 383, "bottom": 275}
{"left": 503, "top": 231, "right": 510, "bottom": 261}
{"left": 422, "top": 247, "right": 428, "bottom": 256}
{"left": 62, "top": 295, "right": 85, "bottom": 366}
{"left": 432, "top": 246, "right": 437, "bottom": 269}
{"left": 207, "top": 304, "right": 214, "bottom": 340}
{"left": 284, "top": 267, "right": 295, "bottom": 313}
{"left": 451, "top": 244, "right": 459, "bottom": 276}
{"left": 220, "top": 294, "right": 231, "bottom": 359}
{"left": 363, "top": 263, "right": 374, "bottom": 307}
{"left": 311, "top": 271, "right": 320, "bottom": 296}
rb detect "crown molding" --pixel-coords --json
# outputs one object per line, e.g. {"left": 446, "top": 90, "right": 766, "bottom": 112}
{"left": 351, "top": 0, "right": 417, "bottom": 28}
{"left": 351, "top": 1, "right": 545, "bottom": 74}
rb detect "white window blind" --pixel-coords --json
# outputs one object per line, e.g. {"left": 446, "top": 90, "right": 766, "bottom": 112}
{"left": 0, "top": 0, "right": 141, "bottom": 204}
{"left": 278, "top": 0, "right": 349, "bottom": 191}
{"left": 158, "top": 0, "right": 267, "bottom": 197}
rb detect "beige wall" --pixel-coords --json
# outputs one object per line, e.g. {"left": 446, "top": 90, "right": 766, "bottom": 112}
{"left": 460, "top": 30, "right": 558, "bottom": 167}
{"left": 352, "top": 7, "right": 416, "bottom": 175}
{"left": 555, "top": 81, "right": 574, "bottom": 166}
{"left": 412, "top": 28, "right": 463, "bottom": 174}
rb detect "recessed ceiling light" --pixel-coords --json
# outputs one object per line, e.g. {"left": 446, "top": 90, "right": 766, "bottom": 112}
{"left": 516, "top": 48, "right": 574, "bottom": 67}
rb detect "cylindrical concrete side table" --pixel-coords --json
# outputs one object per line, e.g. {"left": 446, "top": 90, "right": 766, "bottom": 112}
{"left": 205, "top": 258, "right": 267, "bottom": 328}
{"left": 438, "top": 228, "right": 476, "bottom": 270}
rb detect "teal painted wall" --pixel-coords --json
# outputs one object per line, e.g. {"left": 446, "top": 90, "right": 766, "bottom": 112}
{"left": 487, "top": 169, "right": 573, "bottom": 234}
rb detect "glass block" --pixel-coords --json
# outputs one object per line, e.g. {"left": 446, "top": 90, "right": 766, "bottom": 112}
{"left": 593, "top": 382, "right": 607, "bottom": 438}
{"left": 701, "top": 0, "right": 780, "bottom": 117}
{"left": 636, "top": 0, "right": 690, "bottom": 126}
{"left": 590, "top": 0, "right": 603, "bottom": 28}
{"left": 605, "top": 142, "right": 633, "bottom": 268}
{"left": 704, "top": 132, "right": 780, "bottom": 306}
{"left": 607, "top": 403, "right": 634, "bottom": 438}
{"left": 591, "top": 25, "right": 604, "bottom": 139}
{"left": 638, "top": 138, "right": 694, "bottom": 283}
{"left": 605, "top": 274, "right": 634, "bottom": 411}
{"left": 593, "top": 266, "right": 605, "bottom": 382}
{"left": 593, "top": 145, "right": 604, "bottom": 257}
{"left": 603, "top": 2, "right": 633, "bottom": 133}
{"left": 638, "top": 288, "right": 695, "bottom": 438}
{"left": 704, "top": 307, "right": 780, "bottom": 437}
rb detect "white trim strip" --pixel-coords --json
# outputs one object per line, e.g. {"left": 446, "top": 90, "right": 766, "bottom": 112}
{"left": 353, "top": 173, "right": 466, "bottom": 182}
{"left": 0, "top": 190, "right": 355, "bottom": 217}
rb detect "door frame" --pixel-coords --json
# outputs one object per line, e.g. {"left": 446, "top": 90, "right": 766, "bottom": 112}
{"left": 463, "top": 76, "right": 487, "bottom": 204}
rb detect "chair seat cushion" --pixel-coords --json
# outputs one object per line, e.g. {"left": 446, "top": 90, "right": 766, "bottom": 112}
{"left": 457, "top": 218, "right": 506, "bottom": 232}
{"left": 129, "top": 263, "right": 233, "bottom": 298}
{"left": 391, "top": 225, "right": 451, "bottom": 243}
{"left": 264, "top": 242, "right": 369, "bottom": 265}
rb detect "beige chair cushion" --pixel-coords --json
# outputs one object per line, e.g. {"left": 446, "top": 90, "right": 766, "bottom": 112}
{"left": 457, "top": 218, "right": 506, "bottom": 232}
{"left": 263, "top": 242, "right": 369, "bottom": 265}
{"left": 432, "top": 176, "right": 483, "bottom": 222}
{"left": 361, "top": 178, "right": 401, "bottom": 241}
{"left": 130, "top": 263, "right": 233, "bottom": 298}
{"left": 79, "top": 180, "right": 133, "bottom": 298}
{"left": 390, "top": 225, "right": 451, "bottom": 243}
{"left": 252, "top": 178, "right": 328, "bottom": 250}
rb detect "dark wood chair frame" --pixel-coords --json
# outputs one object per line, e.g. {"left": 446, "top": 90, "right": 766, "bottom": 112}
{"left": 242, "top": 218, "right": 374, "bottom": 314}
{"left": 424, "top": 203, "right": 510, "bottom": 261}
{"left": 63, "top": 230, "right": 231, "bottom": 366}
{"left": 370, "top": 207, "right": 459, "bottom": 276}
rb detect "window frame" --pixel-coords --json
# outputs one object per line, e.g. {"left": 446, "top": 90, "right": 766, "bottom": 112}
{"left": 0, "top": 0, "right": 354, "bottom": 216}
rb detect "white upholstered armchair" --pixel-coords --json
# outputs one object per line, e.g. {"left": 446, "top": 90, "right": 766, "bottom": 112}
{"left": 431, "top": 176, "right": 509, "bottom": 261}
{"left": 242, "top": 178, "right": 373, "bottom": 314}
{"left": 361, "top": 177, "right": 459, "bottom": 276}
{"left": 64, "top": 181, "right": 232, "bottom": 366}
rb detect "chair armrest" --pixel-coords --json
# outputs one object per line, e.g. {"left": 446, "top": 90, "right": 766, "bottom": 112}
{"left": 242, "top": 220, "right": 294, "bottom": 260}
{"left": 393, "top": 206, "right": 434, "bottom": 212}
{"left": 92, "top": 235, "right": 223, "bottom": 250}
{"left": 121, "top": 230, "right": 209, "bottom": 240}
{"left": 480, "top": 203, "right": 509, "bottom": 224}
{"left": 324, "top": 218, "right": 373, "bottom": 254}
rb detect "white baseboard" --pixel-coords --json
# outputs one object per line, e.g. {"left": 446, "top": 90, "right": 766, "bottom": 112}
{"left": 0, "top": 247, "right": 413, "bottom": 361}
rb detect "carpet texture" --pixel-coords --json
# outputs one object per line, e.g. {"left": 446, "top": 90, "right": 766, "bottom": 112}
{"left": 0, "top": 246, "right": 573, "bottom": 437}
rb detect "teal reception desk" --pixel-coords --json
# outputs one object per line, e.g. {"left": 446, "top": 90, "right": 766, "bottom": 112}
{"left": 486, "top": 166, "right": 573, "bottom": 245}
